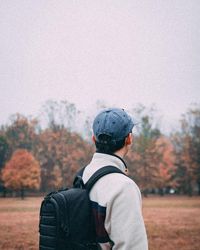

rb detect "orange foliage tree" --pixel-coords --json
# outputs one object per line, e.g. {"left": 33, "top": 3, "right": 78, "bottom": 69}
{"left": 36, "top": 127, "right": 93, "bottom": 191}
{"left": 5, "top": 114, "right": 38, "bottom": 152}
{"left": 2, "top": 149, "right": 41, "bottom": 198}
{"left": 172, "top": 105, "right": 200, "bottom": 195}
{"left": 126, "top": 107, "right": 162, "bottom": 195}
{"left": 155, "top": 136, "right": 176, "bottom": 194}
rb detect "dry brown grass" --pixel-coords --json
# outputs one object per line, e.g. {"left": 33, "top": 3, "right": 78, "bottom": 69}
{"left": 0, "top": 196, "right": 199, "bottom": 250}
{"left": 143, "top": 196, "right": 200, "bottom": 250}
{"left": 0, "top": 197, "right": 42, "bottom": 250}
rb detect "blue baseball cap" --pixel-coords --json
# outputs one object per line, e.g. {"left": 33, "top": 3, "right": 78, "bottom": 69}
{"left": 93, "top": 108, "right": 135, "bottom": 143}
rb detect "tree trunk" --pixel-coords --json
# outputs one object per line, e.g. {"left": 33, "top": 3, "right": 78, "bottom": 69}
{"left": 3, "top": 187, "right": 7, "bottom": 198}
{"left": 20, "top": 188, "right": 25, "bottom": 199}
{"left": 159, "top": 188, "right": 164, "bottom": 196}
{"left": 187, "top": 180, "right": 193, "bottom": 197}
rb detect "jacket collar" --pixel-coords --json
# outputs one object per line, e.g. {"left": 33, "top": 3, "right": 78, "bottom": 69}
{"left": 92, "top": 152, "right": 127, "bottom": 172}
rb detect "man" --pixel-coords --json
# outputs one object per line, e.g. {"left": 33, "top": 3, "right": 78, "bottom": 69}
{"left": 82, "top": 108, "right": 148, "bottom": 250}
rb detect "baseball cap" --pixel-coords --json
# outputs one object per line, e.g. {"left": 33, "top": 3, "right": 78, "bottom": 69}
{"left": 93, "top": 108, "right": 135, "bottom": 143}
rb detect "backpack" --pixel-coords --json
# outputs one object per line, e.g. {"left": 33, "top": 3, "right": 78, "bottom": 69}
{"left": 39, "top": 166, "right": 124, "bottom": 250}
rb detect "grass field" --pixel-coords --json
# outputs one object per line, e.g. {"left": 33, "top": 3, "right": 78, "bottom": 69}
{"left": 143, "top": 196, "right": 200, "bottom": 250}
{"left": 0, "top": 196, "right": 200, "bottom": 250}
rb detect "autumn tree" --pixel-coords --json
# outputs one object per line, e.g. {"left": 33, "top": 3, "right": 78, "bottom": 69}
{"left": 155, "top": 136, "right": 176, "bottom": 194}
{"left": 191, "top": 107, "right": 200, "bottom": 195}
{"left": 126, "top": 105, "right": 162, "bottom": 195}
{"left": 35, "top": 127, "right": 93, "bottom": 191}
{"left": 5, "top": 114, "right": 38, "bottom": 153}
{"left": 172, "top": 133, "right": 194, "bottom": 195}
{"left": 0, "top": 135, "right": 10, "bottom": 170}
{"left": 172, "top": 104, "right": 200, "bottom": 195}
{"left": 2, "top": 149, "right": 41, "bottom": 199}
{"left": 0, "top": 135, "right": 10, "bottom": 195}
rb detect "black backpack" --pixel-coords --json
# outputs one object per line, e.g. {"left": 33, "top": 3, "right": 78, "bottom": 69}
{"left": 39, "top": 166, "right": 124, "bottom": 250}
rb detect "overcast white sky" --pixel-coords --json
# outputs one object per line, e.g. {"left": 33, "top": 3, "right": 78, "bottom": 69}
{"left": 0, "top": 0, "right": 200, "bottom": 133}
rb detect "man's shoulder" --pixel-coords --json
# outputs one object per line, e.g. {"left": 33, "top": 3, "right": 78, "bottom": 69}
{"left": 91, "top": 171, "right": 141, "bottom": 199}
{"left": 100, "top": 172, "right": 139, "bottom": 191}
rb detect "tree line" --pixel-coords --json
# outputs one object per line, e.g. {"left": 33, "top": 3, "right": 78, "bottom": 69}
{"left": 0, "top": 100, "right": 199, "bottom": 198}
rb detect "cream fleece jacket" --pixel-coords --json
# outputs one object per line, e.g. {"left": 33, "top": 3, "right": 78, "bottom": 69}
{"left": 82, "top": 153, "right": 148, "bottom": 250}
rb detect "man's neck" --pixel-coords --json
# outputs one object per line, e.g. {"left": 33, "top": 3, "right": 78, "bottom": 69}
{"left": 114, "top": 147, "right": 127, "bottom": 159}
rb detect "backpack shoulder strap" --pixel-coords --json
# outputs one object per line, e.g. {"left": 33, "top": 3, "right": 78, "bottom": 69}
{"left": 76, "top": 166, "right": 85, "bottom": 177}
{"left": 73, "top": 167, "right": 86, "bottom": 188}
{"left": 85, "top": 165, "right": 126, "bottom": 192}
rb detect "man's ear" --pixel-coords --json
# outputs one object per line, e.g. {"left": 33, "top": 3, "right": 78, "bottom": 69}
{"left": 92, "top": 135, "right": 96, "bottom": 143}
{"left": 125, "top": 133, "right": 133, "bottom": 145}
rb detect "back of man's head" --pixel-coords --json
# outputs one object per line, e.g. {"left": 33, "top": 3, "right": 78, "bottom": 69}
{"left": 92, "top": 108, "right": 135, "bottom": 154}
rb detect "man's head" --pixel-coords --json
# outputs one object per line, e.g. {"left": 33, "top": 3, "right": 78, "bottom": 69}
{"left": 92, "top": 108, "right": 135, "bottom": 156}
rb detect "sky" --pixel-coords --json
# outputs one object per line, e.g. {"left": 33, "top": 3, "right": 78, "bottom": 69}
{"left": 0, "top": 0, "right": 200, "bottom": 133}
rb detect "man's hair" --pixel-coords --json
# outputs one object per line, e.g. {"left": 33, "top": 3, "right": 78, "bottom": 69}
{"left": 95, "top": 134, "right": 127, "bottom": 154}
